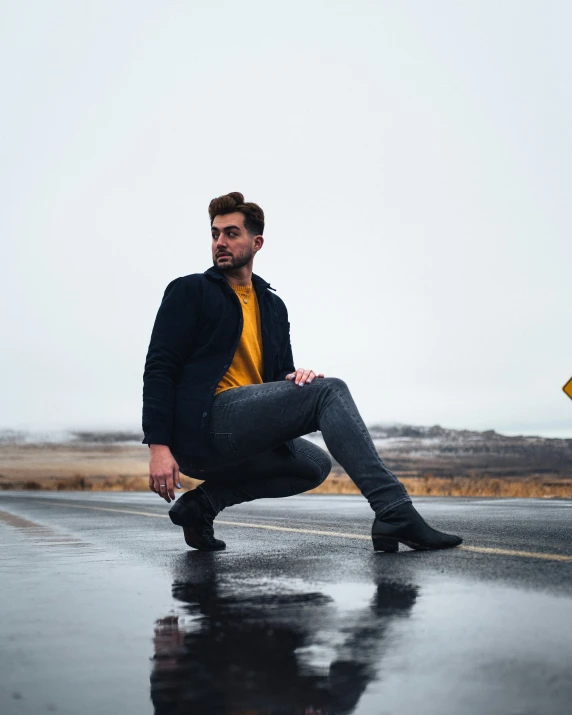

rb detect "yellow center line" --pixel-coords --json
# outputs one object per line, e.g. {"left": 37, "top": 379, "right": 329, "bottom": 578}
{"left": 219, "top": 519, "right": 371, "bottom": 540}
{"left": 458, "top": 545, "right": 572, "bottom": 563}
{"left": 19, "top": 500, "right": 572, "bottom": 563}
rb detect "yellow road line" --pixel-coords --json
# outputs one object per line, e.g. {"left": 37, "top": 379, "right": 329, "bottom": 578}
{"left": 218, "top": 519, "right": 371, "bottom": 539}
{"left": 17, "top": 500, "right": 572, "bottom": 563}
{"left": 459, "top": 545, "right": 572, "bottom": 562}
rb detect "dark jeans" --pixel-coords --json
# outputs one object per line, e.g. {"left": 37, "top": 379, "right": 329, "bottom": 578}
{"left": 173, "top": 377, "right": 411, "bottom": 518}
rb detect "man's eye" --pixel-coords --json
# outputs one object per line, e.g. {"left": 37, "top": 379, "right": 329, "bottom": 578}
{"left": 228, "top": 232, "right": 236, "bottom": 237}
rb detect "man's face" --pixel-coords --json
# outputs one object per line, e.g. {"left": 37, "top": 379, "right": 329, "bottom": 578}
{"left": 211, "top": 212, "right": 262, "bottom": 271}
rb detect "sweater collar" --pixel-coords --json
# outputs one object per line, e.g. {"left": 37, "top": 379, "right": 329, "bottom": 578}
{"left": 204, "top": 264, "right": 276, "bottom": 291}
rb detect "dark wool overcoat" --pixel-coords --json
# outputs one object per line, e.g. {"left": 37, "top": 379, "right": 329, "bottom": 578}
{"left": 142, "top": 264, "right": 296, "bottom": 458}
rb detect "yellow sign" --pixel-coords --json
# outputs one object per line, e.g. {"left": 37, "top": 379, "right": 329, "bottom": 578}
{"left": 563, "top": 377, "right": 572, "bottom": 400}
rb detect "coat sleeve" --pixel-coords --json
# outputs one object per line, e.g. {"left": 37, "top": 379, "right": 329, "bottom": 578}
{"left": 274, "top": 318, "right": 295, "bottom": 382}
{"left": 142, "top": 277, "right": 199, "bottom": 447}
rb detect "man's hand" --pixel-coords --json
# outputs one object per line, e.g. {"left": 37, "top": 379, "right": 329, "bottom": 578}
{"left": 149, "top": 445, "right": 180, "bottom": 503}
{"left": 286, "top": 368, "right": 325, "bottom": 386}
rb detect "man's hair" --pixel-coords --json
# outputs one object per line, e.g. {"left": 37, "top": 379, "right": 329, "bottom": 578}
{"left": 208, "top": 192, "right": 265, "bottom": 236}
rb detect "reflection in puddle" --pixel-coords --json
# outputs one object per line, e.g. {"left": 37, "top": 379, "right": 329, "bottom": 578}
{"left": 150, "top": 559, "right": 418, "bottom": 714}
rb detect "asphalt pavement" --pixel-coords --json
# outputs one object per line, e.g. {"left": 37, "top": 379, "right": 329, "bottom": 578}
{"left": 1, "top": 492, "right": 571, "bottom": 715}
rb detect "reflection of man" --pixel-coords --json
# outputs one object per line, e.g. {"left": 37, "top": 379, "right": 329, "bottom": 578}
{"left": 150, "top": 564, "right": 419, "bottom": 714}
{"left": 142, "top": 192, "right": 462, "bottom": 552}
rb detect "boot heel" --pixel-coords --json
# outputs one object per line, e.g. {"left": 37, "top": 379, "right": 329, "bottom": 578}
{"left": 372, "top": 535, "right": 399, "bottom": 553}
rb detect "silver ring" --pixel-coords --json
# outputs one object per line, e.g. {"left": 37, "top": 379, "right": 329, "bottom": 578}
{"left": 159, "top": 484, "right": 166, "bottom": 486}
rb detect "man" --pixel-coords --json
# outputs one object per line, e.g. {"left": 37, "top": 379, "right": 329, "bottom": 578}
{"left": 142, "top": 192, "right": 462, "bottom": 553}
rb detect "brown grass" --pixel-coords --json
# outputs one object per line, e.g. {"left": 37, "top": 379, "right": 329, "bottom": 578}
{"left": 0, "top": 472, "right": 570, "bottom": 499}
{"left": 0, "top": 473, "right": 204, "bottom": 493}
{"left": 308, "top": 473, "right": 572, "bottom": 498}
{"left": 0, "top": 443, "right": 570, "bottom": 498}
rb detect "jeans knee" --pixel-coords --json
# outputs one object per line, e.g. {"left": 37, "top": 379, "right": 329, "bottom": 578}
{"left": 296, "top": 441, "right": 332, "bottom": 486}
{"left": 315, "top": 453, "right": 332, "bottom": 484}
{"left": 323, "top": 376, "right": 348, "bottom": 392}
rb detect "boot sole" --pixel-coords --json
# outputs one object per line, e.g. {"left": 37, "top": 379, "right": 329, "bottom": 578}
{"left": 183, "top": 526, "right": 226, "bottom": 551}
{"left": 372, "top": 534, "right": 462, "bottom": 552}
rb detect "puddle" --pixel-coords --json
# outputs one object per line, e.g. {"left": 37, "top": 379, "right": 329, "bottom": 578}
{"left": 150, "top": 566, "right": 572, "bottom": 714}
{"left": 1, "top": 501, "right": 571, "bottom": 714}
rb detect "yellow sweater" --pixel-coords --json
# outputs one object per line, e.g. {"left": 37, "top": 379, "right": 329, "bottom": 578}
{"left": 214, "top": 282, "right": 264, "bottom": 396}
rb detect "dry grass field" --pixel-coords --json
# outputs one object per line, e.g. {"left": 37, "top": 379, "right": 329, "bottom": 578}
{"left": 1, "top": 442, "right": 570, "bottom": 498}
{"left": 0, "top": 443, "right": 202, "bottom": 493}
{"left": 308, "top": 472, "right": 572, "bottom": 499}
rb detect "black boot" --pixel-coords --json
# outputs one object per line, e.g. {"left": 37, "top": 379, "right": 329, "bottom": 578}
{"left": 371, "top": 502, "right": 462, "bottom": 552}
{"left": 169, "top": 488, "right": 226, "bottom": 551}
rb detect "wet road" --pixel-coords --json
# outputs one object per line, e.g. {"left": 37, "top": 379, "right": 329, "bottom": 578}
{"left": 1, "top": 492, "right": 571, "bottom": 715}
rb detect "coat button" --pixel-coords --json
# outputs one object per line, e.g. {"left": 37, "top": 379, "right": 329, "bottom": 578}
{"left": 223, "top": 364, "right": 229, "bottom": 369}
{"left": 202, "top": 412, "right": 207, "bottom": 417}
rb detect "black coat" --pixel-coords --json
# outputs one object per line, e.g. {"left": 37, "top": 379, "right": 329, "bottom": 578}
{"left": 142, "top": 265, "right": 296, "bottom": 458}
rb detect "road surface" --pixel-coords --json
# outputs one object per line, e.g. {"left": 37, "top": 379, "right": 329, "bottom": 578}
{"left": 1, "top": 492, "right": 571, "bottom": 715}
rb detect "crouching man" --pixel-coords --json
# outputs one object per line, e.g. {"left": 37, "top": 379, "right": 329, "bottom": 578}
{"left": 142, "top": 192, "right": 462, "bottom": 553}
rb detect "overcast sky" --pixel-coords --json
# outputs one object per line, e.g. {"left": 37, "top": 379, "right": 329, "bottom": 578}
{"left": 1, "top": 1, "right": 571, "bottom": 438}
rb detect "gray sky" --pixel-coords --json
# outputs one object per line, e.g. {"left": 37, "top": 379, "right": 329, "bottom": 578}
{"left": 2, "top": 1, "right": 571, "bottom": 437}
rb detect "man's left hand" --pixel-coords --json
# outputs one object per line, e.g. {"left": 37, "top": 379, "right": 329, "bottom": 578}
{"left": 286, "top": 368, "right": 325, "bottom": 386}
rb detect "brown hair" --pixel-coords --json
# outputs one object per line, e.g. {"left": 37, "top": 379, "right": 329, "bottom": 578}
{"left": 208, "top": 192, "right": 265, "bottom": 236}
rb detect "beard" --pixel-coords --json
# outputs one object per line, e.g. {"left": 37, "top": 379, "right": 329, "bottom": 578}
{"left": 213, "top": 246, "right": 254, "bottom": 271}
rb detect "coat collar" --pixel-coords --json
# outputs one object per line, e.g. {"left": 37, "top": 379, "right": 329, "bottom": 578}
{"left": 204, "top": 264, "right": 276, "bottom": 291}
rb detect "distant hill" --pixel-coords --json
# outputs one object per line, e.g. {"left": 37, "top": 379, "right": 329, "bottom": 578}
{"left": 0, "top": 429, "right": 142, "bottom": 445}
{"left": 309, "top": 423, "right": 572, "bottom": 479}
{"left": 1, "top": 424, "right": 571, "bottom": 479}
